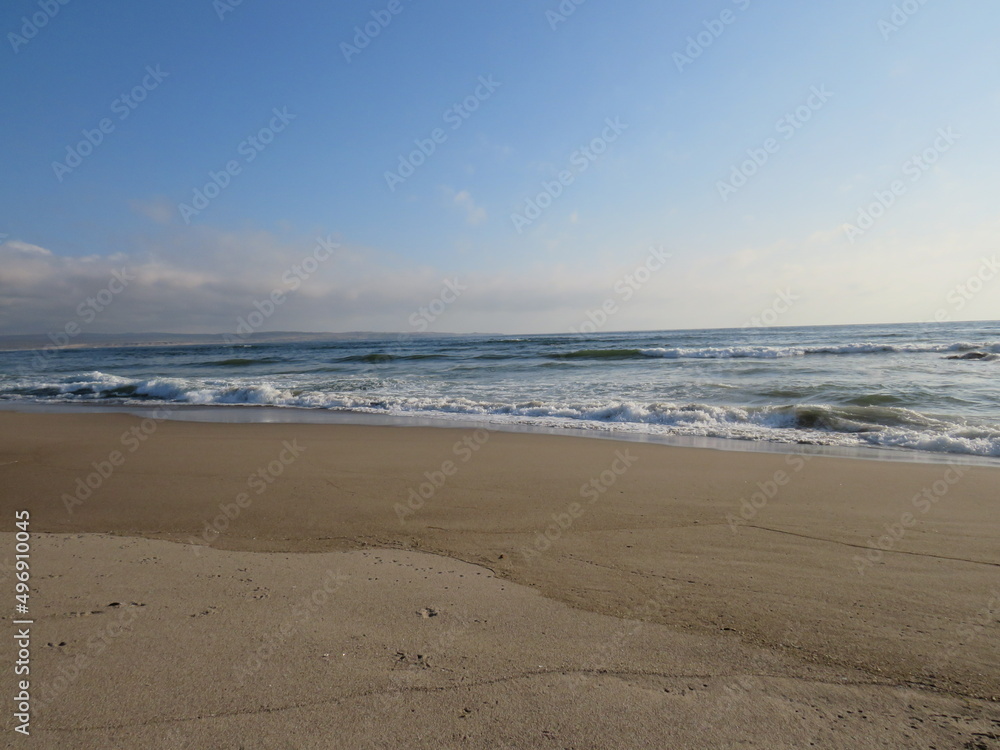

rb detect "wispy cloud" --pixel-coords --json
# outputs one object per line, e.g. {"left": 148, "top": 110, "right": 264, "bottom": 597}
{"left": 129, "top": 196, "right": 175, "bottom": 225}
{"left": 446, "top": 188, "right": 487, "bottom": 225}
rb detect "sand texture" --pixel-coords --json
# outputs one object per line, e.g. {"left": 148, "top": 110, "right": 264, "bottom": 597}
{"left": 1, "top": 411, "right": 998, "bottom": 748}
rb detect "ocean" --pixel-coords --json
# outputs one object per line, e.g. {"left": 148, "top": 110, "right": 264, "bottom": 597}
{"left": 1, "top": 320, "right": 999, "bottom": 461}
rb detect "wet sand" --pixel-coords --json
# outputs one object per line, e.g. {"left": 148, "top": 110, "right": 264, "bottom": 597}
{"left": 1, "top": 411, "right": 998, "bottom": 748}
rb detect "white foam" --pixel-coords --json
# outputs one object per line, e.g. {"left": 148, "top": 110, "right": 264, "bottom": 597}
{"left": 640, "top": 346, "right": 805, "bottom": 359}
{"left": 637, "top": 341, "right": 999, "bottom": 359}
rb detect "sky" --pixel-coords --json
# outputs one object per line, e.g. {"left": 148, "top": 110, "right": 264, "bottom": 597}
{"left": 2, "top": 0, "right": 999, "bottom": 336}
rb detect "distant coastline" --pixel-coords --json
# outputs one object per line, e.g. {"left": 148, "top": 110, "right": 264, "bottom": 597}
{"left": 0, "top": 330, "right": 496, "bottom": 352}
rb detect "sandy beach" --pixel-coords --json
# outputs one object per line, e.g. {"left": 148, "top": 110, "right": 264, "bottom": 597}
{"left": 1, "top": 410, "right": 998, "bottom": 748}
{"left": 8, "top": 0, "right": 998, "bottom": 745}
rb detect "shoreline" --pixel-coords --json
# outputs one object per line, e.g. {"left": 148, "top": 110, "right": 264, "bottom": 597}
{"left": 2, "top": 400, "right": 997, "bottom": 468}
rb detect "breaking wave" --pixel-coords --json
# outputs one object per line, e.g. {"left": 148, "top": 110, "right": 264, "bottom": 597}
{"left": 2, "top": 371, "right": 998, "bottom": 457}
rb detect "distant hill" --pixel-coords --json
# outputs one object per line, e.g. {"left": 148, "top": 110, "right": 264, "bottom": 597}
{"left": 0, "top": 331, "right": 493, "bottom": 352}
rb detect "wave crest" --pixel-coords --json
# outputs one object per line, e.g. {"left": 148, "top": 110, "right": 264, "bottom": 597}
{"left": 4, "top": 371, "right": 998, "bottom": 457}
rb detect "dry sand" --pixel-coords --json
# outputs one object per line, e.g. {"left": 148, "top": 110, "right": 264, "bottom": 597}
{"left": 0, "top": 411, "right": 998, "bottom": 748}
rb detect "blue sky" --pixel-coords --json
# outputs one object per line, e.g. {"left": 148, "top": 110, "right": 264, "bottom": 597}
{"left": 2, "top": 0, "right": 999, "bottom": 335}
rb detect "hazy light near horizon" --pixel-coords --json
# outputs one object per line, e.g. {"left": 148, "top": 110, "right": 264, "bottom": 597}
{"left": 1, "top": 1, "right": 998, "bottom": 336}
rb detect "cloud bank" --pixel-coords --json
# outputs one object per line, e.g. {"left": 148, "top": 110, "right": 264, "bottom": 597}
{"left": 1, "top": 221, "right": 997, "bottom": 337}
